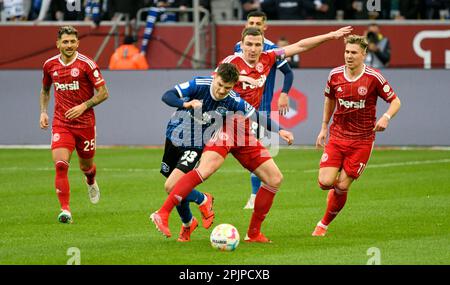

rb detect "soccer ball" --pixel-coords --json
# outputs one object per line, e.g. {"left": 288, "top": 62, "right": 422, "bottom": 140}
{"left": 210, "top": 224, "right": 240, "bottom": 251}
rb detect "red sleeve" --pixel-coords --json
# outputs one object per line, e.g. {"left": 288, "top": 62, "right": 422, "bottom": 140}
{"left": 376, "top": 78, "right": 397, "bottom": 103}
{"left": 324, "top": 72, "right": 335, "bottom": 99}
{"left": 85, "top": 61, "right": 105, "bottom": 88}
{"left": 267, "top": 50, "right": 277, "bottom": 67}
{"left": 42, "top": 62, "right": 52, "bottom": 87}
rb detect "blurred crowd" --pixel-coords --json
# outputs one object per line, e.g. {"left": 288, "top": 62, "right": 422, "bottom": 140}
{"left": 1, "top": 0, "right": 449, "bottom": 22}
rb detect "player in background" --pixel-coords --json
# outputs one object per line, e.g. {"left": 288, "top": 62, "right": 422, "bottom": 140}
{"left": 312, "top": 35, "right": 401, "bottom": 237}
{"left": 234, "top": 10, "right": 294, "bottom": 210}
{"left": 150, "top": 63, "right": 294, "bottom": 242}
{"left": 40, "top": 26, "right": 109, "bottom": 224}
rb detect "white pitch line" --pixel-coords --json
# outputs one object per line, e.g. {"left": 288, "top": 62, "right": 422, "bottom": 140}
{"left": 1, "top": 159, "right": 449, "bottom": 174}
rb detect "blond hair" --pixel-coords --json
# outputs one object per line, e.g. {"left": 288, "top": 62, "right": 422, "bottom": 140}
{"left": 345, "top": 35, "right": 368, "bottom": 53}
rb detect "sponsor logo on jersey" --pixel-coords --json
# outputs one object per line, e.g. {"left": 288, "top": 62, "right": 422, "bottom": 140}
{"left": 358, "top": 86, "right": 368, "bottom": 96}
{"left": 338, "top": 98, "right": 366, "bottom": 109}
{"left": 242, "top": 75, "right": 267, "bottom": 90}
{"left": 244, "top": 102, "right": 254, "bottom": 113}
{"left": 337, "top": 86, "right": 343, "bottom": 92}
{"left": 215, "top": 106, "right": 228, "bottom": 116}
{"left": 53, "top": 71, "right": 58, "bottom": 77}
{"left": 52, "top": 133, "right": 60, "bottom": 142}
{"left": 93, "top": 69, "right": 100, "bottom": 78}
{"left": 240, "top": 69, "right": 247, "bottom": 75}
{"left": 54, "top": 81, "right": 80, "bottom": 91}
{"left": 383, "top": 84, "right": 391, "bottom": 93}
{"left": 256, "top": 62, "right": 264, "bottom": 73}
{"left": 71, "top": 68, "right": 79, "bottom": 77}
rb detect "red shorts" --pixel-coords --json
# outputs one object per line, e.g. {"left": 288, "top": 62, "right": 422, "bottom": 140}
{"left": 204, "top": 128, "right": 272, "bottom": 173}
{"left": 51, "top": 126, "right": 96, "bottom": 159}
{"left": 319, "top": 139, "right": 374, "bottom": 179}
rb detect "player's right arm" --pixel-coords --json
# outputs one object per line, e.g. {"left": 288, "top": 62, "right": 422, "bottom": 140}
{"left": 161, "top": 79, "right": 202, "bottom": 109}
{"left": 40, "top": 85, "right": 51, "bottom": 129}
{"left": 316, "top": 96, "right": 335, "bottom": 148}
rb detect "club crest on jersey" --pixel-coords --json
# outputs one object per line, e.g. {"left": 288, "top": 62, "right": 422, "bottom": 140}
{"left": 52, "top": 133, "right": 60, "bottom": 142}
{"left": 161, "top": 162, "right": 170, "bottom": 173}
{"left": 256, "top": 62, "right": 264, "bottom": 73}
{"left": 71, "top": 68, "right": 80, "bottom": 77}
{"left": 358, "top": 86, "right": 368, "bottom": 96}
{"left": 321, "top": 153, "right": 328, "bottom": 162}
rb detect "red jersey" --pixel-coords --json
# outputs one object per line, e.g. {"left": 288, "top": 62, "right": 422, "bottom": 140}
{"left": 325, "top": 65, "right": 397, "bottom": 141}
{"left": 42, "top": 52, "right": 105, "bottom": 128}
{"left": 220, "top": 51, "right": 277, "bottom": 109}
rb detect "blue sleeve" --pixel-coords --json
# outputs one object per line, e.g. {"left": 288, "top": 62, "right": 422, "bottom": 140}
{"left": 234, "top": 42, "right": 241, "bottom": 53}
{"left": 162, "top": 89, "right": 184, "bottom": 108}
{"left": 174, "top": 79, "right": 197, "bottom": 99}
{"left": 279, "top": 63, "right": 293, "bottom": 94}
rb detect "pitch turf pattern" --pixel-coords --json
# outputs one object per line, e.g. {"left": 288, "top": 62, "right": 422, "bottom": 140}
{"left": 0, "top": 148, "right": 449, "bottom": 265}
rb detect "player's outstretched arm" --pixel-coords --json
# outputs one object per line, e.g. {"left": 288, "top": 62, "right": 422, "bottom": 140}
{"left": 282, "top": 26, "right": 353, "bottom": 58}
{"left": 39, "top": 85, "right": 51, "bottom": 129}
{"left": 65, "top": 85, "right": 109, "bottom": 120}
{"left": 373, "top": 97, "right": 401, "bottom": 132}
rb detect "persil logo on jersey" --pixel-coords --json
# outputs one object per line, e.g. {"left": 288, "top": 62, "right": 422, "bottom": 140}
{"left": 54, "top": 81, "right": 80, "bottom": 91}
{"left": 242, "top": 75, "right": 267, "bottom": 90}
{"left": 338, "top": 98, "right": 366, "bottom": 109}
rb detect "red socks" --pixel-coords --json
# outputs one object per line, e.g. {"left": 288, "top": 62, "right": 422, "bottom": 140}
{"left": 247, "top": 184, "right": 278, "bottom": 238}
{"left": 83, "top": 164, "right": 96, "bottom": 185}
{"left": 160, "top": 169, "right": 204, "bottom": 214}
{"left": 55, "top": 160, "right": 70, "bottom": 211}
{"left": 321, "top": 187, "right": 348, "bottom": 226}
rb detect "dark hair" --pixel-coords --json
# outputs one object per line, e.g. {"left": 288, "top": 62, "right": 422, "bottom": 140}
{"left": 123, "top": 35, "right": 136, "bottom": 45}
{"left": 216, "top": 63, "right": 239, "bottom": 84}
{"left": 247, "top": 11, "right": 267, "bottom": 21}
{"left": 241, "top": 27, "right": 263, "bottom": 42}
{"left": 58, "top": 26, "right": 78, "bottom": 39}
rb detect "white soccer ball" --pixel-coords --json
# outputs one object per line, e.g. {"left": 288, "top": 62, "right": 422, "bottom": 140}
{"left": 210, "top": 224, "right": 240, "bottom": 251}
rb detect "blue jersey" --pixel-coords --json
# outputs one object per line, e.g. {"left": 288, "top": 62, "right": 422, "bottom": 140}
{"left": 166, "top": 76, "right": 256, "bottom": 148}
{"left": 234, "top": 38, "right": 288, "bottom": 112}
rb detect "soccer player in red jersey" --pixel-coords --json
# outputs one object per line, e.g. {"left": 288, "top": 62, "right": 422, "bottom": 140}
{"left": 312, "top": 35, "right": 401, "bottom": 237}
{"left": 150, "top": 26, "right": 353, "bottom": 243}
{"left": 39, "top": 26, "right": 109, "bottom": 224}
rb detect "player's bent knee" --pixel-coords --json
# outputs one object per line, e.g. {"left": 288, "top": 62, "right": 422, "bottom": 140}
{"left": 164, "top": 181, "right": 173, "bottom": 194}
{"left": 267, "top": 172, "right": 283, "bottom": 188}
{"left": 318, "top": 180, "right": 334, "bottom": 190}
{"left": 55, "top": 160, "right": 69, "bottom": 172}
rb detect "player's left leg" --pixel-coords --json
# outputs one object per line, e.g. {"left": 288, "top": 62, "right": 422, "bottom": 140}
{"left": 75, "top": 127, "right": 99, "bottom": 204}
{"left": 244, "top": 158, "right": 282, "bottom": 243}
{"left": 151, "top": 150, "right": 226, "bottom": 238}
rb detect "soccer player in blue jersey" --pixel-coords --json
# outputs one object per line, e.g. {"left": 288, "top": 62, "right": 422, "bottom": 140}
{"left": 157, "top": 63, "right": 289, "bottom": 241}
{"left": 234, "top": 11, "right": 294, "bottom": 209}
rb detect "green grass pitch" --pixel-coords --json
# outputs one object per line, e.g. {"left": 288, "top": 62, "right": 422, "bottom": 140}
{"left": 1, "top": 147, "right": 449, "bottom": 265}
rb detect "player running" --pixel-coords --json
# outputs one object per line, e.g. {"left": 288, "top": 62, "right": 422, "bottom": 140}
{"left": 40, "top": 26, "right": 109, "bottom": 224}
{"left": 312, "top": 35, "right": 401, "bottom": 237}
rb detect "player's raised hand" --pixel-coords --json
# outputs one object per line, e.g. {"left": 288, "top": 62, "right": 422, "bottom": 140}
{"left": 329, "top": 26, "right": 353, "bottom": 39}
{"left": 40, "top": 112, "right": 49, "bottom": 129}
{"left": 184, "top": 99, "right": 203, "bottom": 109}
{"left": 279, "top": 129, "right": 294, "bottom": 145}
{"left": 278, "top": 92, "right": 290, "bottom": 116}
{"left": 316, "top": 129, "right": 328, "bottom": 148}
{"left": 65, "top": 103, "right": 88, "bottom": 120}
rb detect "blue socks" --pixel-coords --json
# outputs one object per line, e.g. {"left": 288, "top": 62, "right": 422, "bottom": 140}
{"left": 250, "top": 173, "right": 261, "bottom": 195}
{"left": 176, "top": 189, "right": 205, "bottom": 225}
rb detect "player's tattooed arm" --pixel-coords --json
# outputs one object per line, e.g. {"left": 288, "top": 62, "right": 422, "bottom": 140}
{"left": 65, "top": 85, "right": 109, "bottom": 120}
{"left": 85, "top": 85, "right": 109, "bottom": 109}
{"left": 39, "top": 85, "right": 51, "bottom": 129}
